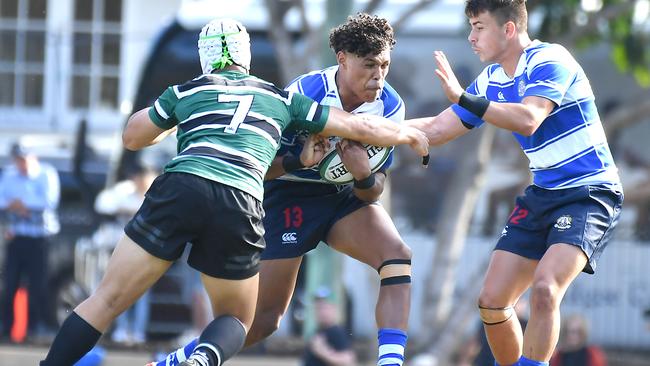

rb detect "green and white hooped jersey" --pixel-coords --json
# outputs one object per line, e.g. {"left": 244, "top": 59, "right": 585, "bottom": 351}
{"left": 148, "top": 71, "right": 329, "bottom": 201}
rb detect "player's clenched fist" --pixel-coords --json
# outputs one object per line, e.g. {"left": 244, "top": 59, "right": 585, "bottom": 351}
{"left": 299, "top": 135, "right": 331, "bottom": 167}
{"left": 402, "top": 126, "right": 430, "bottom": 157}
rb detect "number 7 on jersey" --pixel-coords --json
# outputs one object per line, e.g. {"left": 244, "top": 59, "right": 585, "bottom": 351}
{"left": 218, "top": 94, "right": 254, "bottom": 134}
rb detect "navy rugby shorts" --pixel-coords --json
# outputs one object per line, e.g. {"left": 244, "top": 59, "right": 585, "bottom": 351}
{"left": 261, "top": 180, "right": 372, "bottom": 260}
{"left": 495, "top": 184, "right": 623, "bottom": 274}
{"left": 125, "top": 172, "right": 264, "bottom": 280}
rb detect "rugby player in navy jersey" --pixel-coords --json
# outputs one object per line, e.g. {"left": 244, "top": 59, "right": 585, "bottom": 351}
{"left": 407, "top": 1, "right": 623, "bottom": 366}
{"left": 261, "top": 14, "right": 413, "bottom": 366}
{"left": 39, "top": 18, "right": 428, "bottom": 366}
{"left": 151, "top": 13, "right": 414, "bottom": 366}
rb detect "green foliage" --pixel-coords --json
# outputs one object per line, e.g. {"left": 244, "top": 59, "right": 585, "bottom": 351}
{"left": 531, "top": 0, "right": 650, "bottom": 87}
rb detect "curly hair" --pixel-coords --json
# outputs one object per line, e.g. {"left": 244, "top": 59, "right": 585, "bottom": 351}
{"left": 329, "top": 13, "right": 396, "bottom": 57}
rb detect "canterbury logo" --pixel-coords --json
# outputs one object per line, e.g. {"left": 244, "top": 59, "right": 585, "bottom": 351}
{"left": 282, "top": 232, "right": 297, "bottom": 243}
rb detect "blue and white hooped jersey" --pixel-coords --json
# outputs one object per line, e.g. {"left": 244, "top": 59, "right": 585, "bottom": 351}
{"left": 276, "top": 65, "right": 405, "bottom": 183}
{"left": 452, "top": 40, "right": 620, "bottom": 189}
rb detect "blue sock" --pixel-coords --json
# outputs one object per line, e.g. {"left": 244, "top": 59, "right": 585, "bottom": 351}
{"left": 518, "top": 355, "right": 549, "bottom": 366}
{"left": 153, "top": 338, "right": 198, "bottom": 366}
{"left": 377, "top": 328, "right": 407, "bottom": 366}
{"left": 74, "top": 346, "right": 105, "bottom": 366}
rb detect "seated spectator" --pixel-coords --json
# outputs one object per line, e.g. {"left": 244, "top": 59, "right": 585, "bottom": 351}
{"left": 302, "top": 287, "right": 356, "bottom": 366}
{"left": 550, "top": 314, "right": 607, "bottom": 366}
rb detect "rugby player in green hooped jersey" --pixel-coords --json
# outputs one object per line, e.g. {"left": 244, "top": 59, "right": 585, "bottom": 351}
{"left": 40, "top": 18, "right": 428, "bottom": 366}
{"left": 151, "top": 13, "right": 419, "bottom": 366}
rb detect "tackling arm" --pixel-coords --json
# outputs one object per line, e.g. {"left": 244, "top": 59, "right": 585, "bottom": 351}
{"left": 123, "top": 108, "right": 177, "bottom": 151}
{"left": 405, "top": 107, "right": 471, "bottom": 146}
{"left": 321, "top": 108, "right": 428, "bottom": 156}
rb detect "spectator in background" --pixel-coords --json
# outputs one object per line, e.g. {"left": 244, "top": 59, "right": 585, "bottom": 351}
{"left": 302, "top": 287, "right": 356, "bottom": 366}
{"left": 94, "top": 162, "right": 157, "bottom": 345}
{"left": 0, "top": 141, "right": 60, "bottom": 340}
{"left": 550, "top": 314, "right": 607, "bottom": 366}
{"left": 95, "top": 163, "right": 157, "bottom": 224}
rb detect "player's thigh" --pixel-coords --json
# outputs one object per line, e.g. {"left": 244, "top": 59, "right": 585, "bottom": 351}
{"left": 256, "top": 257, "right": 303, "bottom": 317}
{"left": 81, "top": 234, "right": 172, "bottom": 323}
{"left": 480, "top": 249, "right": 537, "bottom": 307}
{"left": 545, "top": 185, "right": 623, "bottom": 274}
{"left": 327, "top": 204, "right": 409, "bottom": 269}
{"left": 533, "top": 243, "right": 587, "bottom": 294}
{"left": 201, "top": 272, "right": 260, "bottom": 330}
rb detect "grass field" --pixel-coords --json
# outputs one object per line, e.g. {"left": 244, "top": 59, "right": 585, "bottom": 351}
{"left": 0, "top": 344, "right": 302, "bottom": 366}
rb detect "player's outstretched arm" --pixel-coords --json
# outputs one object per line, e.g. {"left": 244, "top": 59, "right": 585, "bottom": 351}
{"left": 322, "top": 107, "right": 429, "bottom": 157}
{"left": 405, "top": 107, "right": 471, "bottom": 146}
{"left": 123, "top": 107, "right": 177, "bottom": 151}
{"left": 433, "top": 50, "right": 554, "bottom": 136}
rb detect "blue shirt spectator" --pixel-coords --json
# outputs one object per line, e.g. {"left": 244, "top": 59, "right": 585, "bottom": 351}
{"left": 0, "top": 142, "right": 60, "bottom": 237}
{"left": 1, "top": 141, "right": 60, "bottom": 340}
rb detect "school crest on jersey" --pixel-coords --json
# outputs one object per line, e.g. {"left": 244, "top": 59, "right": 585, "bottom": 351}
{"left": 554, "top": 215, "right": 572, "bottom": 230}
{"left": 518, "top": 79, "right": 526, "bottom": 97}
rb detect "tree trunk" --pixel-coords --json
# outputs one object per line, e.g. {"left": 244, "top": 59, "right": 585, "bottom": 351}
{"left": 417, "top": 125, "right": 496, "bottom": 360}
{"left": 433, "top": 256, "right": 491, "bottom": 365}
{"left": 263, "top": 0, "right": 312, "bottom": 84}
{"left": 603, "top": 97, "right": 650, "bottom": 137}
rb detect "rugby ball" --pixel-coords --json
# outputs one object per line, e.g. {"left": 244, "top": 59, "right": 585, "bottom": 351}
{"left": 318, "top": 144, "right": 392, "bottom": 184}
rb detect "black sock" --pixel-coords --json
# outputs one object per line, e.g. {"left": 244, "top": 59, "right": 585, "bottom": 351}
{"left": 194, "top": 315, "right": 247, "bottom": 366}
{"left": 40, "top": 312, "right": 102, "bottom": 366}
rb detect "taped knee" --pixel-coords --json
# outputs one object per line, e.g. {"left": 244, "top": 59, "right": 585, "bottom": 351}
{"left": 378, "top": 259, "right": 411, "bottom": 286}
{"left": 478, "top": 304, "right": 514, "bottom": 325}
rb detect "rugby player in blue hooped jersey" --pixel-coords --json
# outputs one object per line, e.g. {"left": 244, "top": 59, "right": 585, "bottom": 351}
{"left": 151, "top": 13, "right": 415, "bottom": 366}
{"left": 39, "top": 17, "right": 429, "bottom": 366}
{"left": 407, "top": 1, "right": 623, "bottom": 366}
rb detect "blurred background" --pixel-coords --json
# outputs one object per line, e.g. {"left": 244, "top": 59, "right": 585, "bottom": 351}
{"left": 0, "top": 0, "right": 649, "bottom": 365}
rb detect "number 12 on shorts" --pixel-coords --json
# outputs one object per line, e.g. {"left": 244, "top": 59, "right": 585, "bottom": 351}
{"left": 509, "top": 205, "right": 529, "bottom": 225}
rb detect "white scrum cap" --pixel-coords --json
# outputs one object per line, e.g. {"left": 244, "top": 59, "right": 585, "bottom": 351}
{"left": 198, "top": 18, "right": 251, "bottom": 74}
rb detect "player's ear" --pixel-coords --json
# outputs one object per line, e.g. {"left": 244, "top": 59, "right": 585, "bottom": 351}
{"left": 504, "top": 20, "right": 516, "bottom": 39}
{"left": 336, "top": 51, "right": 347, "bottom": 68}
